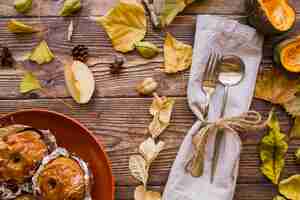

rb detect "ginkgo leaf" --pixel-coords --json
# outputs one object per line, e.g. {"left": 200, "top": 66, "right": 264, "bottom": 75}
{"left": 29, "top": 41, "right": 55, "bottom": 65}
{"left": 163, "top": 32, "right": 192, "bottom": 74}
{"left": 149, "top": 94, "right": 175, "bottom": 138}
{"left": 139, "top": 137, "right": 165, "bottom": 164}
{"left": 129, "top": 155, "right": 149, "bottom": 186}
{"left": 290, "top": 117, "right": 300, "bottom": 139}
{"left": 20, "top": 72, "right": 41, "bottom": 93}
{"left": 96, "top": 2, "right": 147, "bottom": 53}
{"left": 134, "top": 185, "right": 162, "bottom": 200}
{"left": 7, "top": 19, "right": 39, "bottom": 33}
{"left": 255, "top": 69, "right": 300, "bottom": 105}
{"left": 135, "top": 41, "right": 160, "bottom": 59}
{"left": 279, "top": 175, "right": 300, "bottom": 200}
{"left": 59, "top": 0, "right": 81, "bottom": 16}
{"left": 157, "top": 0, "right": 194, "bottom": 27}
{"left": 260, "top": 111, "right": 288, "bottom": 185}
{"left": 14, "top": 0, "right": 32, "bottom": 13}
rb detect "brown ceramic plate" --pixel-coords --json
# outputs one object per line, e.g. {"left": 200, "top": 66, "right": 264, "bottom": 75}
{"left": 0, "top": 109, "right": 114, "bottom": 200}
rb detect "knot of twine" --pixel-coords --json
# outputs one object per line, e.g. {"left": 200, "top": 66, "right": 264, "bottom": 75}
{"left": 185, "top": 111, "right": 267, "bottom": 177}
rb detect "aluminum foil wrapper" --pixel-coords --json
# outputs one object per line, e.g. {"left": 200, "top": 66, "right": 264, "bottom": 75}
{"left": 32, "top": 148, "right": 93, "bottom": 200}
{"left": 0, "top": 125, "right": 57, "bottom": 200}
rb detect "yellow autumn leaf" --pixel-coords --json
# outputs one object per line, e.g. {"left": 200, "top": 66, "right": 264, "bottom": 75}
{"left": 260, "top": 111, "right": 288, "bottom": 185}
{"left": 29, "top": 41, "right": 55, "bottom": 65}
{"left": 255, "top": 69, "right": 300, "bottom": 105}
{"left": 279, "top": 175, "right": 300, "bottom": 200}
{"left": 134, "top": 185, "right": 161, "bottom": 200}
{"left": 7, "top": 19, "right": 39, "bottom": 33}
{"left": 96, "top": 2, "right": 147, "bottom": 53}
{"left": 129, "top": 155, "right": 149, "bottom": 186}
{"left": 139, "top": 137, "right": 165, "bottom": 164}
{"left": 149, "top": 94, "right": 175, "bottom": 138}
{"left": 164, "top": 32, "right": 192, "bottom": 74}
{"left": 20, "top": 72, "right": 41, "bottom": 93}
{"left": 295, "top": 148, "right": 300, "bottom": 164}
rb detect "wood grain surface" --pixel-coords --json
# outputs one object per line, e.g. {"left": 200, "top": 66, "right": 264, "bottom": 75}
{"left": 0, "top": 1, "right": 300, "bottom": 200}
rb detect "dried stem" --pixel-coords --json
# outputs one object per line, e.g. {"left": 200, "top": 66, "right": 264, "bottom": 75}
{"left": 40, "top": 88, "right": 74, "bottom": 110}
{"left": 142, "top": 0, "right": 161, "bottom": 28}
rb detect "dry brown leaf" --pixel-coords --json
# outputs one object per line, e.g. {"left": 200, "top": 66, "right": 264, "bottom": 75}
{"left": 149, "top": 94, "right": 175, "bottom": 138}
{"left": 163, "top": 32, "right": 192, "bottom": 74}
{"left": 96, "top": 2, "right": 146, "bottom": 53}
{"left": 134, "top": 185, "right": 162, "bottom": 200}
{"left": 129, "top": 155, "right": 149, "bottom": 186}
{"left": 139, "top": 137, "right": 165, "bottom": 164}
{"left": 255, "top": 69, "right": 300, "bottom": 105}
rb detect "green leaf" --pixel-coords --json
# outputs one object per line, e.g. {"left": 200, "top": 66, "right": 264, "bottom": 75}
{"left": 29, "top": 41, "right": 55, "bottom": 65}
{"left": 7, "top": 19, "right": 38, "bottom": 33}
{"left": 20, "top": 72, "right": 41, "bottom": 93}
{"left": 290, "top": 117, "right": 300, "bottom": 139}
{"left": 14, "top": 0, "right": 32, "bottom": 13}
{"left": 135, "top": 41, "right": 160, "bottom": 59}
{"left": 279, "top": 175, "right": 300, "bottom": 200}
{"left": 273, "top": 196, "right": 287, "bottom": 200}
{"left": 260, "top": 111, "right": 288, "bottom": 185}
{"left": 59, "top": 0, "right": 81, "bottom": 16}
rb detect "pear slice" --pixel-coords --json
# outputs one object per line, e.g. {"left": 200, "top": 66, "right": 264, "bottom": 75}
{"left": 64, "top": 61, "right": 95, "bottom": 104}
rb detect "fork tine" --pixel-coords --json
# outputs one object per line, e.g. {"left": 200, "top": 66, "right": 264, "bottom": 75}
{"left": 202, "top": 53, "right": 212, "bottom": 83}
{"left": 208, "top": 51, "right": 220, "bottom": 82}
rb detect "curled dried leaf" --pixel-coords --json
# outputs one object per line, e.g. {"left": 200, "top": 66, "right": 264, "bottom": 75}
{"left": 14, "top": 0, "right": 32, "bottom": 13}
{"left": 29, "top": 41, "right": 55, "bottom": 65}
{"left": 149, "top": 94, "right": 175, "bottom": 138}
{"left": 20, "top": 72, "right": 41, "bottom": 93}
{"left": 139, "top": 137, "right": 165, "bottom": 164}
{"left": 59, "top": 0, "right": 81, "bottom": 16}
{"left": 260, "top": 111, "right": 288, "bottom": 185}
{"left": 7, "top": 19, "right": 39, "bottom": 33}
{"left": 136, "top": 41, "right": 160, "bottom": 59}
{"left": 96, "top": 2, "right": 147, "bottom": 53}
{"left": 136, "top": 78, "right": 158, "bottom": 95}
{"left": 129, "top": 155, "right": 148, "bottom": 186}
{"left": 134, "top": 185, "right": 161, "bottom": 200}
{"left": 163, "top": 32, "right": 192, "bottom": 74}
{"left": 279, "top": 175, "right": 300, "bottom": 200}
{"left": 255, "top": 69, "right": 300, "bottom": 105}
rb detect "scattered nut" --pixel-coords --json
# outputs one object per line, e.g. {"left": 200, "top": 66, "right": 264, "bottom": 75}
{"left": 110, "top": 54, "right": 125, "bottom": 74}
{"left": 136, "top": 78, "right": 158, "bottom": 95}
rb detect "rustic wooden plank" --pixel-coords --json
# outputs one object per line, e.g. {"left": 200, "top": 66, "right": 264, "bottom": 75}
{"left": 0, "top": 97, "right": 298, "bottom": 187}
{"left": 1, "top": 0, "right": 299, "bottom": 17}
{"left": 1, "top": 15, "right": 300, "bottom": 99}
{"left": 116, "top": 183, "right": 278, "bottom": 200}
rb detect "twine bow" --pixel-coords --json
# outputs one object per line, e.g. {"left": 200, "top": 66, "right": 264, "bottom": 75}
{"left": 185, "top": 111, "right": 267, "bottom": 177}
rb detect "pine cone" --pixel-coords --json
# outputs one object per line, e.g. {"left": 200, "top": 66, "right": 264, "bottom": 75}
{"left": 1, "top": 47, "right": 14, "bottom": 68}
{"left": 71, "top": 45, "right": 89, "bottom": 63}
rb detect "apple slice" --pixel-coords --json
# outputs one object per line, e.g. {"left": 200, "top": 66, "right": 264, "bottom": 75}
{"left": 64, "top": 61, "right": 95, "bottom": 104}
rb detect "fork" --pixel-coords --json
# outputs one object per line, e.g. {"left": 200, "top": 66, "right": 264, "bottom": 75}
{"left": 199, "top": 51, "right": 221, "bottom": 120}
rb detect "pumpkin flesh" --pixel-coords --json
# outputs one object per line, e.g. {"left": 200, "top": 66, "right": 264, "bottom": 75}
{"left": 258, "top": 0, "right": 295, "bottom": 32}
{"left": 281, "top": 38, "right": 300, "bottom": 72}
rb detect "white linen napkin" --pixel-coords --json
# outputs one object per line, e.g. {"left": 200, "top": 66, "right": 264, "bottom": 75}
{"left": 162, "top": 15, "right": 264, "bottom": 200}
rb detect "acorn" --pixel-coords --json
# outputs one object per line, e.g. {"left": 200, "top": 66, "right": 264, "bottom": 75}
{"left": 110, "top": 54, "right": 124, "bottom": 74}
{"left": 71, "top": 45, "right": 89, "bottom": 63}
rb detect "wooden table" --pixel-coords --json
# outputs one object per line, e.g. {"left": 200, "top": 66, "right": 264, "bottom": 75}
{"left": 1, "top": 0, "right": 300, "bottom": 199}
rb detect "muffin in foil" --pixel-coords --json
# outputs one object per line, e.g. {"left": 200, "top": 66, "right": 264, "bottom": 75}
{"left": 0, "top": 125, "right": 57, "bottom": 199}
{"left": 33, "top": 148, "right": 92, "bottom": 200}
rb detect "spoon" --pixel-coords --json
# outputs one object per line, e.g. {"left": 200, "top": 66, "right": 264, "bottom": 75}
{"left": 218, "top": 55, "right": 246, "bottom": 117}
{"left": 211, "top": 55, "right": 245, "bottom": 183}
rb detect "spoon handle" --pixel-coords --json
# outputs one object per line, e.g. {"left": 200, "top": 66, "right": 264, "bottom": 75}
{"left": 211, "top": 85, "right": 229, "bottom": 183}
{"left": 220, "top": 85, "right": 229, "bottom": 117}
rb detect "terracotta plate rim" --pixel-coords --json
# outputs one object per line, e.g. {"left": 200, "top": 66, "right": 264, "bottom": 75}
{"left": 0, "top": 108, "right": 115, "bottom": 200}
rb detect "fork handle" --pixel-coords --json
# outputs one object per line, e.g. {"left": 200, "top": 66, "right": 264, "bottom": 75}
{"left": 220, "top": 85, "right": 229, "bottom": 118}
